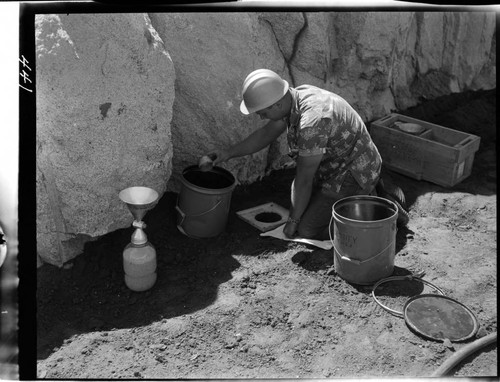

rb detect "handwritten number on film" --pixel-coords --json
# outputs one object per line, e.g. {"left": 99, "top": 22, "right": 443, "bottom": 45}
{"left": 19, "top": 55, "right": 32, "bottom": 93}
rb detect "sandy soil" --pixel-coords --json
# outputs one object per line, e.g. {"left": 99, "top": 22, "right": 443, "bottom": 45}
{"left": 37, "top": 89, "right": 496, "bottom": 379}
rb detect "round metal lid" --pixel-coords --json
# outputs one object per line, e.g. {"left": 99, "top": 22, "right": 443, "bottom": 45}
{"left": 403, "top": 294, "right": 479, "bottom": 342}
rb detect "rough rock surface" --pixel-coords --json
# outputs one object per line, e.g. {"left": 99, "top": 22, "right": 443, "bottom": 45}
{"left": 152, "top": 11, "right": 495, "bottom": 188}
{"left": 409, "top": 12, "right": 496, "bottom": 102}
{"left": 148, "top": 12, "right": 293, "bottom": 189}
{"left": 36, "top": 14, "right": 175, "bottom": 266}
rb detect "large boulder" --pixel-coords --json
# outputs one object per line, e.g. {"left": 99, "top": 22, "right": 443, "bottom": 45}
{"left": 262, "top": 12, "right": 335, "bottom": 90}
{"left": 320, "top": 11, "right": 495, "bottom": 119}
{"left": 36, "top": 14, "right": 175, "bottom": 266}
{"left": 411, "top": 12, "right": 497, "bottom": 98}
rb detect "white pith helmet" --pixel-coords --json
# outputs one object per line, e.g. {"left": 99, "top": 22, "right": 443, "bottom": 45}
{"left": 240, "top": 69, "right": 289, "bottom": 115}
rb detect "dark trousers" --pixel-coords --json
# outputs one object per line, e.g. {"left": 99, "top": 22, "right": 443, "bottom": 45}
{"left": 295, "top": 172, "right": 378, "bottom": 240}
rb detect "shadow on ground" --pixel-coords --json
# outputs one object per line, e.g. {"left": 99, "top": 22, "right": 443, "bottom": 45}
{"left": 37, "top": 173, "right": 297, "bottom": 360}
{"left": 37, "top": 193, "right": 240, "bottom": 359}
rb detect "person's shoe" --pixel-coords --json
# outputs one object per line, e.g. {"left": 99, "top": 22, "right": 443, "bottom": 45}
{"left": 376, "top": 178, "right": 410, "bottom": 227}
{"left": 386, "top": 193, "right": 410, "bottom": 227}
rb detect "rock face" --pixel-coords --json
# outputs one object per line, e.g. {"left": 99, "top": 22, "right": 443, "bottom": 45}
{"left": 150, "top": 11, "right": 495, "bottom": 187}
{"left": 36, "top": 11, "right": 495, "bottom": 266}
{"left": 36, "top": 14, "right": 175, "bottom": 266}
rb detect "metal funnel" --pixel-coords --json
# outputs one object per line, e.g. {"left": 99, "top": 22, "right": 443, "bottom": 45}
{"left": 119, "top": 186, "right": 159, "bottom": 222}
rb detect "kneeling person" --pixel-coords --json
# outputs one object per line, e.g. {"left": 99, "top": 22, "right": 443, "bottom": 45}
{"left": 207, "top": 69, "right": 382, "bottom": 240}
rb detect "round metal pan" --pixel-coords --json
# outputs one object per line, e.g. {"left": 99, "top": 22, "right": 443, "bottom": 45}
{"left": 395, "top": 122, "right": 426, "bottom": 134}
{"left": 403, "top": 294, "right": 480, "bottom": 342}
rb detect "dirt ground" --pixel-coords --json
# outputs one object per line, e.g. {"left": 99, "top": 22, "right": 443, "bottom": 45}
{"left": 37, "top": 89, "right": 496, "bottom": 379}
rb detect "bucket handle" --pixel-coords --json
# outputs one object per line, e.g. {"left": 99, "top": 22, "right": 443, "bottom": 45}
{"left": 328, "top": 214, "right": 395, "bottom": 266}
{"left": 333, "top": 240, "right": 395, "bottom": 265}
{"left": 175, "top": 208, "right": 197, "bottom": 239}
{"left": 175, "top": 196, "right": 223, "bottom": 227}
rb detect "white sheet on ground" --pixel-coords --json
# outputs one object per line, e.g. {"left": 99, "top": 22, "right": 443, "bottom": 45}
{"left": 260, "top": 224, "right": 333, "bottom": 250}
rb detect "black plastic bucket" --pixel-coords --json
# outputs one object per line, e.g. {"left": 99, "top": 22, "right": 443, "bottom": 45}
{"left": 176, "top": 165, "right": 236, "bottom": 238}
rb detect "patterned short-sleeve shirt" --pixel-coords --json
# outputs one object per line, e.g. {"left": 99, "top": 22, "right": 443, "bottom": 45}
{"left": 286, "top": 85, "right": 382, "bottom": 193}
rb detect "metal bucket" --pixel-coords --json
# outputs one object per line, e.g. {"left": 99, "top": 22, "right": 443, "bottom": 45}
{"left": 176, "top": 165, "right": 236, "bottom": 238}
{"left": 331, "top": 195, "right": 398, "bottom": 285}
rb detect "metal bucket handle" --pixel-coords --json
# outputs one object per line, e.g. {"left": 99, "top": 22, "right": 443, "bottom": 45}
{"left": 328, "top": 214, "right": 394, "bottom": 266}
{"left": 176, "top": 196, "right": 223, "bottom": 233}
{"left": 333, "top": 240, "right": 395, "bottom": 265}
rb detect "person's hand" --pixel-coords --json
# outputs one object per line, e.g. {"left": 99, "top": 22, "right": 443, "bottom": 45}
{"left": 198, "top": 154, "right": 215, "bottom": 171}
{"left": 199, "top": 149, "right": 232, "bottom": 171}
{"left": 283, "top": 220, "right": 299, "bottom": 238}
{"left": 210, "top": 149, "right": 231, "bottom": 166}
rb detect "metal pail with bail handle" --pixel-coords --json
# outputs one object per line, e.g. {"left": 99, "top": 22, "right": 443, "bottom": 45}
{"left": 331, "top": 195, "right": 398, "bottom": 285}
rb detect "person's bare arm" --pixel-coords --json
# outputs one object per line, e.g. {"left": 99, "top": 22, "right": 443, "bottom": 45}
{"left": 212, "top": 119, "right": 287, "bottom": 164}
{"left": 283, "top": 153, "right": 323, "bottom": 238}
